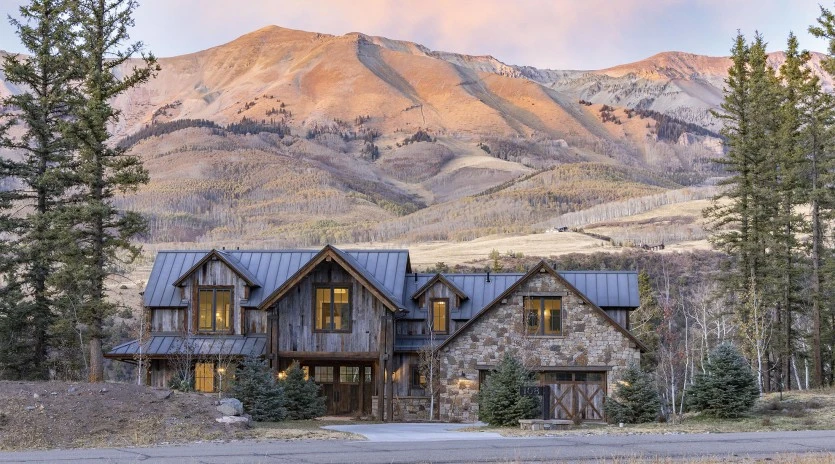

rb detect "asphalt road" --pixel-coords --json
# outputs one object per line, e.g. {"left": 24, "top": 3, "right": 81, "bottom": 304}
{"left": 1, "top": 430, "right": 834, "bottom": 463}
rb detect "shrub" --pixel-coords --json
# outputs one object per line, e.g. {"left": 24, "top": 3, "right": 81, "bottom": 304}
{"left": 687, "top": 343, "right": 759, "bottom": 418}
{"left": 167, "top": 372, "right": 193, "bottom": 392}
{"left": 231, "top": 355, "right": 287, "bottom": 422}
{"left": 279, "top": 361, "right": 326, "bottom": 420}
{"left": 477, "top": 353, "right": 537, "bottom": 426}
{"left": 604, "top": 363, "right": 661, "bottom": 424}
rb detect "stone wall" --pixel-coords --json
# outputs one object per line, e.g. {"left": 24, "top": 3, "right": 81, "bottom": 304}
{"left": 371, "top": 395, "right": 432, "bottom": 421}
{"left": 438, "top": 269, "right": 641, "bottom": 422}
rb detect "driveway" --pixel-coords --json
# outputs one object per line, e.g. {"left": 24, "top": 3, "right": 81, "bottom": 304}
{"left": 323, "top": 422, "right": 503, "bottom": 442}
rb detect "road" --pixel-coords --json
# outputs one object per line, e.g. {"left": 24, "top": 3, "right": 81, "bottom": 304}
{"left": 1, "top": 430, "right": 833, "bottom": 463}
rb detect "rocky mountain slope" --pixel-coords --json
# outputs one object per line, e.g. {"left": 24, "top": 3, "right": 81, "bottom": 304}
{"left": 2, "top": 26, "right": 826, "bottom": 250}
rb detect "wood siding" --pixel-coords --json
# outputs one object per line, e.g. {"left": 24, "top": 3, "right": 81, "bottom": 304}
{"left": 417, "top": 282, "right": 461, "bottom": 315}
{"left": 275, "top": 261, "right": 387, "bottom": 354}
{"left": 180, "top": 259, "right": 249, "bottom": 335}
{"left": 604, "top": 309, "right": 629, "bottom": 330}
{"left": 150, "top": 309, "right": 185, "bottom": 333}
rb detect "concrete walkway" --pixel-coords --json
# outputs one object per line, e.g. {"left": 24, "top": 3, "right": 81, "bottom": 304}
{"left": 323, "top": 422, "right": 504, "bottom": 442}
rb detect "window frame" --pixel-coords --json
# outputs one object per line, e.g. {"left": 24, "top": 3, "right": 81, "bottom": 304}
{"left": 196, "top": 286, "right": 234, "bottom": 333}
{"left": 523, "top": 296, "right": 563, "bottom": 337}
{"left": 313, "top": 284, "right": 352, "bottom": 333}
{"left": 429, "top": 298, "right": 450, "bottom": 334}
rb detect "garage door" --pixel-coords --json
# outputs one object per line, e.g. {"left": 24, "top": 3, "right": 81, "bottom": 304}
{"left": 541, "top": 372, "right": 606, "bottom": 421}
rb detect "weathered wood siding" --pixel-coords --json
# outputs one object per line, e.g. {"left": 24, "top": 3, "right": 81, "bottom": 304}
{"left": 417, "top": 281, "right": 461, "bottom": 315}
{"left": 245, "top": 309, "right": 267, "bottom": 334}
{"left": 149, "top": 360, "right": 172, "bottom": 388}
{"left": 604, "top": 309, "right": 629, "bottom": 330}
{"left": 275, "top": 261, "right": 387, "bottom": 354}
{"left": 150, "top": 309, "right": 185, "bottom": 333}
{"left": 180, "top": 259, "right": 249, "bottom": 335}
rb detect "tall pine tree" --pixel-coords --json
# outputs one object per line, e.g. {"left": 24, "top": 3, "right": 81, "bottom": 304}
{"left": 54, "top": 0, "right": 157, "bottom": 381}
{"left": 0, "top": 0, "right": 78, "bottom": 379}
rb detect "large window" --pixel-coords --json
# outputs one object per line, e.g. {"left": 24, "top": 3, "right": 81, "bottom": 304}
{"left": 198, "top": 288, "right": 232, "bottom": 332}
{"left": 315, "top": 286, "right": 350, "bottom": 332}
{"left": 340, "top": 366, "right": 360, "bottom": 384}
{"left": 314, "top": 366, "right": 334, "bottom": 383}
{"left": 524, "top": 297, "right": 562, "bottom": 336}
{"left": 430, "top": 299, "right": 449, "bottom": 334}
{"left": 195, "top": 362, "right": 214, "bottom": 392}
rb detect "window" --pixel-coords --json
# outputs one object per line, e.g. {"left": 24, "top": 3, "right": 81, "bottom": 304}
{"left": 314, "top": 366, "right": 333, "bottom": 383}
{"left": 430, "top": 299, "right": 449, "bottom": 334}
{"left": 198, "top": 288, "right": 232, "bottom": 332}
{"left": 523, "top": 297, "right": 562, "bottom": 336}
{"left": 412, "top": 367, "right": 426, "bottom": 387}
{"left": 340, "top": 366, "right": 360, "bottom": 384}
{"left": 364, "top": 366, "right": 372, "bottom": 383}
{"left": 195, "top": 362, "right": 215, "bottom": 392}
{"left": 315, "top": 286, "right": 351, "bottom": 332}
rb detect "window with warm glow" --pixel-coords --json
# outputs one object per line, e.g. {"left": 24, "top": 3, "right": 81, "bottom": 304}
{"left": 315, "top": 286, "right": 350, "bottom": 332}
{"left": 523, "top": 297, "right": 562, "bottom": 336}
{"left": 195, "top": 362, "right": 215, "bottom": 392}
{"left": 198, "top": 288, "right": 232, "bottom": 332}
{"left": 430, "top": 299, "right": 449, "bottom": 334}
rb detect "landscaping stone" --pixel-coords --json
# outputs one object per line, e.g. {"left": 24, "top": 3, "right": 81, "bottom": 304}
{"left": 217, "top": 398, "right": 243, "bottom": 416}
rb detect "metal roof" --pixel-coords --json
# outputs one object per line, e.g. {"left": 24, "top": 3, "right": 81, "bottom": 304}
{"left": 106, "top": 335, "right": 267, "bottom": 358}
{"left": 144, "top": 248, "right": 410, "bottom": 308}
{"left": 559, "top": 271, "right": 640, "bottom": 308}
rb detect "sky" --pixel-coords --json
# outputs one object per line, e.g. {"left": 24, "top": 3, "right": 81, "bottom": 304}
{"left": 0, "top": 0, "right": 830, "bottom": 69}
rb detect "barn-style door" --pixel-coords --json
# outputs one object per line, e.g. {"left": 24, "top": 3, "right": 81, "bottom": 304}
{"left": 542, "top": 372, "right": 606, "bottom": 421}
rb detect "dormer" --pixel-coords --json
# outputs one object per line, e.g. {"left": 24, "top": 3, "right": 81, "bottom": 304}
{"left": 410, "top": 274, "right": 468, "bottom": 310}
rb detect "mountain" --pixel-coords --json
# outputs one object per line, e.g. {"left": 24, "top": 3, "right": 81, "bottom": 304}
{"left": 1, "top": 26, "right": 826, "bottom": 253}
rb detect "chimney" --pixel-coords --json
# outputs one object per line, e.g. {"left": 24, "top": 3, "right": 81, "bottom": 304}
{"left": 414, "top": 271, "right": 418, "bottom": 282}
{"left": 486, "top": 271, "right": 491, "bottom": 283}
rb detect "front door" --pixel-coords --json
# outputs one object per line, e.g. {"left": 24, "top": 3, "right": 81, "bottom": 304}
{"left": 308, "top": 363, "right": 373, "bottom": 415}
{"left": 542, "top": 372, "right": 606, "bottom": 421}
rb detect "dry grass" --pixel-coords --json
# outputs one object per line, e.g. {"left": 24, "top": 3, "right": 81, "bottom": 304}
{"left": 247, "top": 419, "right": 364, "bottom": 441}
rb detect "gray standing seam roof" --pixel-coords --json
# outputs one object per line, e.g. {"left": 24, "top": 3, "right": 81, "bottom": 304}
{"left": 144, "top": 248, "right": 411, "bottom": 309}
{"left": 107, "top": 335, "right": 267, "bottom": 358}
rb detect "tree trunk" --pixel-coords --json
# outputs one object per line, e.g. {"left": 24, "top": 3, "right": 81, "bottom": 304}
{"left": 89, "top": 337, "right": 104, "bottom": 382}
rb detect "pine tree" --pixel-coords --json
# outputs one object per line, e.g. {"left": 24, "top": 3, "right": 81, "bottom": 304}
{"left": 53, "top": 0, "right": 158, "bottom": 381}
{"left": 604, "top": 363, "right": 661, "bottom": 424}
{"left": 279, "top": 361, "right": 326, "bottom": 420}
{"left": 477, "top": 353, "right": 536, "bottom": 426}
{"left": 630, "top": 270, "right": 661, "bottom": 370}
{"left": 688, "top": 343, "right": 759, "bottom": 418}
{"left": 231, "top": 356, "right": 287, "bottom": 422}
{"left": 0, "top": 0, "right": 78, "bottom": 379}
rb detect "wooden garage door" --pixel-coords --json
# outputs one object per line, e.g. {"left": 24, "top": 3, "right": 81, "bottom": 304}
{"left": 541, "top": 372, "right": 606, "bottom": 421}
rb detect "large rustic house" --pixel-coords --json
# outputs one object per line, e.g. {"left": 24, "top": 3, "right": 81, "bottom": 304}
{"left": 107, "top": 245, "right": 644, "bottom": 422}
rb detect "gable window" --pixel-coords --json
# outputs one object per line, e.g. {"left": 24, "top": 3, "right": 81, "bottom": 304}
{"left": 524, "top": 297, "right": 562, "bottom": 336}
{"left": 198, "top": 288, "right": 232, "bottom": 332}
{"left": 315, "top": 286, "right": 351, "bottom": 332}
{"left": 430, "top": 299, "right": 449, "bottom": 334}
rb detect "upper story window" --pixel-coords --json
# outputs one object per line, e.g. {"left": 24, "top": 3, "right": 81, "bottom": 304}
{"left": 523, "top": 297, "right": 562, "bottom": 336}
{"left": 198, "top": 288, "right": 232, "bottom": 332}
{"left": 315, "top": 286, "right": 351, "bottom": 332}
{"left": 430, "top": 299, "right": 449, "bottom": 334}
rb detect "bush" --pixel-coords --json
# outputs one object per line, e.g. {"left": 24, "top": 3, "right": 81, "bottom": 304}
{"left": 167, "top": 372, "right": 193, "bottom": 392}
{"left": 687, "top": 343, "right": 759, "bottom": 418}
{"left": 279, "top": 361, "right": 326, "bottom": 420}
{"left": 231, "top": 355, "right": 287, "bottom": 422}
{"left": 604, "top": 363, "right": 660, "bottom": 424}
{"left": 477, "top": 353, "right": 537, "bottom": 426}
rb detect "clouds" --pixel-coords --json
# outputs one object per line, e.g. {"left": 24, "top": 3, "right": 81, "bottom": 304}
{"left": 0, "top": 0, "right": 828, "bottom": 69}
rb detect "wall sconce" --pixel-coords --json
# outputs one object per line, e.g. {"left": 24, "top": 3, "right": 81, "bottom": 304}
{"left": 277, "top": 371, "right": 287, "bottom": 380}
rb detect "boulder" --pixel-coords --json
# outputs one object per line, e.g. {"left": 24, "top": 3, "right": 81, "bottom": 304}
{"left": 153, "top": 389, "right": 172, "bottom": 401}
{"left": 217, "top": 398, "right": 243, "bottom": 416}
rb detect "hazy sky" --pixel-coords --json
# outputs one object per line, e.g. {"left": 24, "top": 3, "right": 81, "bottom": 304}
{"left": 0, "top": 0, "right": 830, "bottom": 69}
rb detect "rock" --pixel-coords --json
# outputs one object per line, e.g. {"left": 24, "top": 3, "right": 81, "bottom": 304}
{"left": 25, "top": 406, "right": 36, "bottom": 411}
{"left": 99, "top": 388, "right": 108, "bottom": 393}
{"left": 217, "top": 398, "right": 243, "bottom": 416}
{"left": 50, "top": 392, "right": 57, "bottom": 396}
{"left": 216, "top": 415, "right": 249, "bottom": 424}
{"left": 154, "top": 389, "right": 172, "bottom": 400}
{"left": 33, "top": 393, "right": 39, "bottom": 399}
{"left": 67, "top": 386, "right": 78, "bottom": 394}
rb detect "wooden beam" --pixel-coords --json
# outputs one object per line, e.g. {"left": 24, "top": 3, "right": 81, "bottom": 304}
{"left": 277, "top": 351, "right": 379, "bottom": 360}
{"left": 386, "top": 312, "right": 394, "bottom": 422}
{"left": 273, "top": 307, "right": 280, "bottom": 369}
{"left": 377, "top": 315, "right": 386, "bottom": 422}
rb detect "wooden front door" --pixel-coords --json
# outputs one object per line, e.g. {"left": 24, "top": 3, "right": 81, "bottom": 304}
{"left": 308, "top": 363, "right": 373, "bottom": 415}
{"left": 542, "top": 372, "right": 606, "bottom": 421}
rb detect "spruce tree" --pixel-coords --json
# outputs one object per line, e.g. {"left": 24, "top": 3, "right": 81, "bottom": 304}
{"left": 53, "top": 0, "right": 157, "bottom": 381}
{"left": 231, "top": 356, "right": 287, "bottom": 422}
{"left": 0, "top": 0, "right": 78, "bottom": 379}
{"left": 630, "top": 270, "right": 661, "bottom": 370}
{"left": 688, "top": 343, "right": 759, "bottom": 418}
{"left": 604, "top": 363, "right": 660, "bottom": 424}
{"left": 477, "top": 353, "right": 536, "bottom": 426}
{"left": 279, "top": 361, "right": 326, "bottom": 420}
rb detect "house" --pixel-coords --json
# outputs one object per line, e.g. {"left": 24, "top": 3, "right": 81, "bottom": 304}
{"left": 107, "top": 245, "right": 644, "bottom": 422}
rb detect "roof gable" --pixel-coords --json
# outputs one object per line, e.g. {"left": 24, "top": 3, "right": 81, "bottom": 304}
{"left": 410, "top": 274, "right": 469, "bottom": 301}
{"left": 171, "top": 249, "right": 261, "bottom": 288}
{"left": 436, "top": 260, "right": 647, "bottom": 352}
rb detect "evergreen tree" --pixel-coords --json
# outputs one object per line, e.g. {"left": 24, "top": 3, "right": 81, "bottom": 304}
{"left": 53, "top": 0, "right": 158, "bottom": 381}
{"left": 630, "top": 270, "right": 661, "bottom": 370}
{"left": 231, "top": 356, "right": 287, "bottom": 422}
{"left": 278, "top": 361, "right": 326, "bottom": 420}
{"left": 604, "top": 363, "right": 661, "bottom": 424}
{"left": 688, "top": 343, "right": 759, "bottom": 418}
{"left": 0, "top": 0, "right": 78, "bottom": 379}
{"left": 477, "top": 353, "right": 536, "bottom": 426}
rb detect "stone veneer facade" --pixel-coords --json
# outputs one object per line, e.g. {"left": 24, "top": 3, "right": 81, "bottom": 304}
{"left": 438, "top": 269, "right": 641, "bottom": 422}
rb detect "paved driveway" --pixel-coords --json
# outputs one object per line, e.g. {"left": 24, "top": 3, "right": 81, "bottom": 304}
{"left": 324, "top": 422, "right": 503, "bottom": 442}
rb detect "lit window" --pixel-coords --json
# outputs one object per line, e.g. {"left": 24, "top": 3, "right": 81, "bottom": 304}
{"left": 198, "top": 288, "right": 232, "bottom": 332}
{"left": 315, "top": 286, "right": 350, "bottom": 332}
{"left": 195, "top": 362, "right": 215, "bottom": 392}
{"left": 523, "top": 297, "right": 562, "bottom": 336}
{"left": 430, "top": 299, "right": 449, "bottom": 334}
{"left": 314, "top": 366, "right": 333, "bottom": 383}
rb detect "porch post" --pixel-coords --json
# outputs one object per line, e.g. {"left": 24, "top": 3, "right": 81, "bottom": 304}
{"left": 386, "top": 312, "right": 394, "bottom": 422}
{"left": 377, "top": 315, "right": 386, "bottom": 421}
